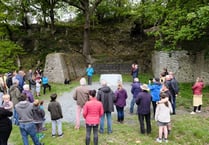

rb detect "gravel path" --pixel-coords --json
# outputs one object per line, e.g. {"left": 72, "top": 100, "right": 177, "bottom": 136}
{"left": 44, "top": 82, "right": 133, "bottom": 126}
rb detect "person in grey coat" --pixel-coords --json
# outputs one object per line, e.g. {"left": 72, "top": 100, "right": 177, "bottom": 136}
{"left": 48, "top": 93, "right": 63, "bottom": 137}
{"left": 15, "top": 93, "right": 44, "bottom": 145}
{"left": 97, "top": 80, "right": 115, "bottom": 134}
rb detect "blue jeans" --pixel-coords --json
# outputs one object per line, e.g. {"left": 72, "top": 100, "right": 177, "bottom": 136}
{"left": 19, "top": 122, "right": 41, "bottom": 145}
{"left": 116, "top": 106, "right": 124, "bottom": 122}
{"left": 172, "top": 95, "right": 176, "bottom": 114}
{"left": 99, "top": 112, "right": 112, "bottom": 134}
{"left": 13, "top": 109, "right": 19, "bottom": 125}
{"left": 130, "top": 97, "right": 136, "bottom": 113}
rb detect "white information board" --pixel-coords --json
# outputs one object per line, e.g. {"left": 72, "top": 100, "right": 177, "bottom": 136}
{"left": 100, "top": 74, "right": 123, "bottom": 86}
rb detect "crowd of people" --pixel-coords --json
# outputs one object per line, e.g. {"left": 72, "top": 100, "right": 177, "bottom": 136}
{"left": 0, "top": 63, "right": 206, "bottom": 145}
{"left": 0, "top": 68, "right": 51, "bottom": 145}
{"left": 72, "top": 63, "right": 180, "bottom": 144}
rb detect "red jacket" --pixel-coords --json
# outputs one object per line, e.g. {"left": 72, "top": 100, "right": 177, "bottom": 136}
{"left": 192, "top": 82, "right": 204, "bottom": 95}
{"left": 83, "top": 98, "right": 104, "bottom": 125}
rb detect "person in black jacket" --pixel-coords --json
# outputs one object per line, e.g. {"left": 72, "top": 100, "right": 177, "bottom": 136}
{"left": 0, "top": 107, "right": 13, "bottom": 145}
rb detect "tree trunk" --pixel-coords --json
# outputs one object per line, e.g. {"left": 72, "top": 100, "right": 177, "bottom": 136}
{"left": 83, "top": 1, "right": 91, "bottom": 63}
{"left": 50, "top": 7, "right": 55, "bottom": 30}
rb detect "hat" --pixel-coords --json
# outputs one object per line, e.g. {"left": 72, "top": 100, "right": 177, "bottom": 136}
{"left": 140, "top": 84, "right": 150, "bottom": 91}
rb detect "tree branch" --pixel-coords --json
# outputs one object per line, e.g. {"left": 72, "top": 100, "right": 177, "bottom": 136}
{"left": 62, "top": 0, "right": 84, "bottom": 11}
{"left": 90, "top": 0, "right": 103, "bottom": 14}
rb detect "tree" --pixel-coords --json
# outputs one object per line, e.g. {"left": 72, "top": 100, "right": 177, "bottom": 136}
{"left": 0, "top": 41, "right": 25, "bottom": 73}
{"left": 136, "top": 0, "right": 209, "bottom": 51}
{"left": 63, "top": 0, "right": 103, "bottom": 62}
{"left": 0, "top": 1, "right": 25, "bottom": 72}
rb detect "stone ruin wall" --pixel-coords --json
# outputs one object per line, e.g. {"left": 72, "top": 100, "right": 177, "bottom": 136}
{"left": 44, "top": 51, "right": 209, "bottom": 84}
{"left": 44, "top": 53, "right": 86, "bottom": 83}
{"left": 152, "top": 51, "right": 209, "bottom": 84}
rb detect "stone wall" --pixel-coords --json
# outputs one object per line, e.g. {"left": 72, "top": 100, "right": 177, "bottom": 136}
{"left": 44, "top": 51, "right": 209, "bottom": 84}
{"left": 152, "top": 51, "right": 209, "bottom": 83}
{"left": 44, "top": 53, "right": 86, "bottom": 83}
{"left": 93, "top": 63, "right": 132, "bottom": 74}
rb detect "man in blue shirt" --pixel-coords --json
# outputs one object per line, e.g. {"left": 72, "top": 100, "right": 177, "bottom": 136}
{"left": 86, "top": 64, "right": 94, "bottom": 85}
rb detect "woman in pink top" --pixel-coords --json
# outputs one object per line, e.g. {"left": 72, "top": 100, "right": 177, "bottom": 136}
{"left": 191, "top": 77, "right": 204, "bottom": 114}
{"left": 83, "top": 90, "right": 104, "bottom": 145}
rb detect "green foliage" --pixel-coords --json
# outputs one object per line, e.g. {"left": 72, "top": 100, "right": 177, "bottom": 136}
{"left": 95, "top": 0, "right": 133, "bottom": 22}
{"left": 145, "top": 0, "right": 209, "bottom": 50}
{"left": 0, "top": 40, "right": 24, "bottom": 73}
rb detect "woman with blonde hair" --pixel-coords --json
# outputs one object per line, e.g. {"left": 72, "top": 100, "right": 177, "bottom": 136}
{"left": 114, "top": 83, "right": 128, "bottom": 123}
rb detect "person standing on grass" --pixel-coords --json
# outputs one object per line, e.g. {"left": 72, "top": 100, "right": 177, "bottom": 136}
{"left": 130, "top": 77, "right": 142, "bottom": 114}
{"left": 148, "top": 78, "right": 162, "bottom": 118}
{"left": 42, "top": 76, "right": 51, "bottom": 95}
{"left": 15, "top": 93, "right": 44, "bottom": 145}
{"left": 131, "top": 62, "right": 139, "bottom": 81}
{"left": 73, "top": 77, "right": 89, "bottom": 130}
{"left": 83, "top": 90, "right": 104, "bottom": 145}
{"left": 32, "top": 99, "right": 45, "bottom": 140}
{"left": 135, "top": 84, "right": 152, "bottom": 134}
{"left": 48, "top": 93, "right": 63, "bottom": 138}
{"left": 114, "top": 83, "right": 128, "bottom": 123}
{"left": 97, "top": 80, "right": 115, "bottom": 134}
{"left": 165, "top": 75, "right": 177, "bottom": 115}
{"left": 22, "top": 84, "right": 34, "bottom": 103}
{"left": 191, "top": 77, "right": 204, "bottom": 114}
{"left": 155, "top": 92, "right": 173, "bottom": 143}
{"left": 0, "top": 107, "right": 13, "bottom": 145}
{"left": 86, "top": 64, "right": 94, "bottom": 85}
{"left": 9, "top": 79, "right": 21, "bottom": 125}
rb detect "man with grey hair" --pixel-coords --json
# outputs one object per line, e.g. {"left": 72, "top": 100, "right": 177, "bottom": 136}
{"left": 97, "top": 80, "right": 115, "bottom": 134}
{"left": 130, "top": 77, "right": 142, "bottom": 114}
{"left": 73, "top": 77, "right": 89, "bottom": 130}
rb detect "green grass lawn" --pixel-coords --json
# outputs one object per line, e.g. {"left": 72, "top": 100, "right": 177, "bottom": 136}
{"left": 9, "top": 74, "right": 209, "bottom": 145}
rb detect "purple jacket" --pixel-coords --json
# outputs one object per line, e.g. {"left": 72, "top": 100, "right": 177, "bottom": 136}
{"left": 114, "top": 88, "right": 128, "bottom": 107}
{"left": 131, "top": 82, "right": 142, "bottom": 98}
{"left": 135, "top": 91, "right": 151, "bottom": 114}
{"left": 22, "top": 90, "right": 34, "bottom": 103}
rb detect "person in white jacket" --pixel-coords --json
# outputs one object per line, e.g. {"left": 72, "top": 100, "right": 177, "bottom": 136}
{"left": 155, "top": 92, "right": 173, "bottom": 143}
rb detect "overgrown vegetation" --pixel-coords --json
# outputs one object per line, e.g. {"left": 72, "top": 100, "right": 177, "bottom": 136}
{"left": 1, "top": 1, "right": 209, "bottom": 72}
{"left": 9, "top": 74, "right": 209, "bottom": 145}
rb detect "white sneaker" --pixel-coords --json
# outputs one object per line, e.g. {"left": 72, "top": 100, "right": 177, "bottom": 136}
{"left": 197, "top": 110, "right": 201, "bottom": 113}
{"left": 190, "top": 111, "right": 196, "bottom": 114}
{"left": 163, "top": 139, "right": 168, "bottom": 143}
{"left": 156, "top": 138, "right": 162, "bottom": 143}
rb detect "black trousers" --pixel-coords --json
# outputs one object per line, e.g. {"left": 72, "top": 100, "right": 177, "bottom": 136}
{"left": 43, "top": 83, "right": 51, "bottom": 94}
{"left": 87, "top": 76, "right": 92, "bottom": 85}
{"left": 86, "top": 124, "right": 98, "bottom": 145}
{"left": 138, "top": 113, "right": 151, "bottom": 134}
{"left": 152, "top": 101, "right": 157, "bottom": 117}
{"left": 0, "top": 126, "right": 12, "bottom": 145}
